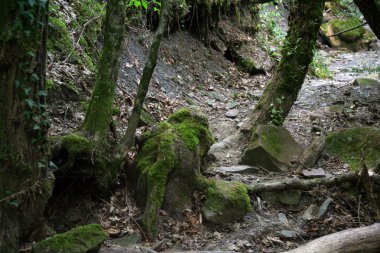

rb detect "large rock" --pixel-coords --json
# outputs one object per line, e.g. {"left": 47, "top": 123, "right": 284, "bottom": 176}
{"left": 202, "top": 180, "right": 252, "bottom": 224}
{"left": 135, "top": 107, "right": 214, "bottom": 239}
{"left": 33, "top": 224, "right": 107, "bottom": 253}
{"left": 240, "top": 125, "right": 303, "bottom": 172}
{"left": 325, "top": 127, "right": 380, "bottom": 171}
{"left": 320, "top": 17, "right": 377, "bottom": 51}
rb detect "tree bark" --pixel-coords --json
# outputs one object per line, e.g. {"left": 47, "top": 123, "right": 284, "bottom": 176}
{"left": 0, "top": 1, "right": 52, "bottom": 251}
{"left": 282, "top": 223, "right": 380, "bottom": 253}
{"left": 80, "top": 0, "right": 126, "bottom": 142}
{"left": 354, "top": 0, "right": 380, "bottom": 40}
{"left": 240, "top": 0, "right": 325, "bottom": 133}
{"left": 122, "top": 0, "right": 172, "bottom": 151}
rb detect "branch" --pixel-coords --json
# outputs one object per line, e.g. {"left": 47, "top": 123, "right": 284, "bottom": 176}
{"left": 246, "top": 172, "right": 358, "bottom": 193}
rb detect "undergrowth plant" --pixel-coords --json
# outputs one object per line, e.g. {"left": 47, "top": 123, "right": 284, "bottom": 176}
{"left": 309, "top": 50, "right": 332, "bottom": 79}
{"left": 270, "top": 96, "right": 284, "bottom": 126}
{"left": 256, "top": 2, "right": 286, "bottom": 59}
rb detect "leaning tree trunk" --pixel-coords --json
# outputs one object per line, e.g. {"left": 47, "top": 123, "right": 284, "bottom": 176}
{"left": 240, "top": 0, "right": 325, "bottom": 133}
{"left": 0, "top": 1, "right": 52, "bottom": 252}
{"left": 80, "top": 0, "right": 126, "bottom": 142}
{"left": 354, "top": 0, "right": 380, "bottom": 40}
{"left": 122, "top": 0, "right": 172, "bottom": 151}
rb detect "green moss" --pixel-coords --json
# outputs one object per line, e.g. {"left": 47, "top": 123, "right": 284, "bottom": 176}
{"left": 138, "top": 127, "right": 177, "bottom": 238}
{"left": 136, "top": 108, "right": 214, "bottom": 238}
{"left": 202, "top": 179, "right": 252, "bottom": 223}
{"left": 32, "top": 224, "right": 107, "bottom": 253}
{"left": 61, "top": 134, "right": 93, "bottom": 155}
{"left": 260, "top": 126, "right": 282, "bottom": 156}
{"left": 112, "top": 106, "right": 121, "bottom": 116}
{"left": 168, "top": 107, "right": 209, "bottom": 127}
{"left": 237, "top": 57, "right": 263, "bottom": 75}
{"left": 48, "top": 16, "right": 73, "bottom": 57}
{"left": 326, "top": 128, "right": 380, "bottom": 171}
{"left": 330, "top": 17, "right": 365, "bottom": 42}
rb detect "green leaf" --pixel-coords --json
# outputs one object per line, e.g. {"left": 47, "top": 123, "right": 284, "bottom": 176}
{"left": 33, "top": 124, "right": 41, "bottom": 130}
{"left": 23, "top": 87, "right": 31, "bottom": 96}
{"left": 28, "top": 0, "right": 36, "bottom": 6}
{"left": 24, "top": 98, "right": 35, "bottom": 108}
{"left": 38, "top": 90, "right": 47, "bottom": 97}
{"left": 134, "top": 1, "right": 141, "bottom": 8}
{"left": 142, "top": 0, "right": 148, "bottom": 9}
{"left": 10, "top": 200, "right": 19, "bottom": 207}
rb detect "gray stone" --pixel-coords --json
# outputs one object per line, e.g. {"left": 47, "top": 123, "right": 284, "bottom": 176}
{"left": 302, "top": 168, "right": 326, "bottom": 178}
{"left": 353, "top": 78, "right": 380, "bottom": 87}
{"left": 110, "top": 234, "right": 141, "bottom": 247}
{"left": 278, "top": 213, "right": 288, "bottom": 224}
{"left": 279, "top": 230, "right": 297, "bottom": 239}
{"left": 240, "top": 125, "right": 303, "bottom": 172}
{"left": 260, "top": 190, "right": 302, "bottom": 206}
{"left": 227, "top": 102, "right": 239, "bottom": 109}
{"left": 302, "top": 204, "right": 318, "bottom": 221}
{"left": 225, "top": 109, "right": 239, "bottom": 118}
{"left": 317, "top": 198, "right": 333, "bottom": 218}
{"left": 216, "top": 165, "right": 260, "bottom": 175}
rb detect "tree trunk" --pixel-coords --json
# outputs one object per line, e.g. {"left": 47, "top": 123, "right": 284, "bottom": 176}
{"left": 282, "top": 223, "right": 380, "bottom": 253}
{"left": 354, "top": 0, "right": 380, "bottom": 40}
{"left": 0, "top": 1, "right": 52, "bottom": 251}
{"left": 240, "top": 0, "right": 325, "bottom": 133}
{"left": 122, "top": 0, "right": 172, "bottom": 151}
{"left": 80, "top": 0, "right": 126, "bottom": 142}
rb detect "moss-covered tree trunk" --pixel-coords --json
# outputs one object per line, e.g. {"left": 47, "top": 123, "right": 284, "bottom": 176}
{"left": 122, "top": 0, "right": 172, "bottom": 150}
{"left": 0, "top": 1, "right": 52, "bottom": 251}
{"left": 354, "top": 0, "right": 380, "bottom": 39}
{"left": 240, "top": 0, "right": 325, "bottom": 132}
{"left": 80, "top": 0, "right": 126, "bottom": 142}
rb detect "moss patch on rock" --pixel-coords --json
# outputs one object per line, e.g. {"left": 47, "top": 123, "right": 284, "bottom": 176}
{"left": 32, "top": 224, "right": 107, "bottom": 253}
{"left": 136, "top": 107, "right": 214, "bottom": 239}
{"left": 202, "top": 180, "right": 252, "bottom": 224}
{"left": 326, "top": 127, "right": 380, "bottom": 171}
{"left": 330, "top": 17, "right": 365, "bottom": 43}
{"left": 241, "top": 125, "right": 303, "bottom": 172}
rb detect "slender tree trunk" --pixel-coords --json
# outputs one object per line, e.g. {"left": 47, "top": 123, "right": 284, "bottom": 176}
{"left": 0, "top": 1, "right": 52, "bottom": 251}
{"left": 122, "top": 0, "right": 172, "bottom": 151}
{"left": 240, "top": 0, "right": 325, "bottom": 133}
{"left": 80, "top": 0, "right": 126, "bottom": 142}
{"left": 354, "top": 0, "right": 380, "bottom": 39}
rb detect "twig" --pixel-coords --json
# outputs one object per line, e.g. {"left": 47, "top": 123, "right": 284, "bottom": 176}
{"left": 64, "top": 14, "right": 103, "bottom": 62}
{"left": 97, "top": 197, "right": 148, "bottom": 241}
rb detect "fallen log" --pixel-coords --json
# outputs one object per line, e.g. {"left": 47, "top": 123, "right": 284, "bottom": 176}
{"left": 246, "top": 172, "right": 358, "bottom": 193}
{"left": 282, "top": 223, "right": 380, "bottom": 253}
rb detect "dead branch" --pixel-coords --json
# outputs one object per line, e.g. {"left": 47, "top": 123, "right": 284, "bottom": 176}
{"left": 246, "top": 172, "right": 358, "bottom": 193}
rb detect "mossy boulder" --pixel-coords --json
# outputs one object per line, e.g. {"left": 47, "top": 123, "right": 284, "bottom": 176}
{"left": 325, "top": 127, "right": 380, "bottom": 171}
{"left": 320, "top": 17, "right": 376, "bottom": 51}
{"left": 135, "top": 107, "right": 214, "bottom": 239}
{"left": 202, "top": 180, "right": 252, "bottom": 224}
{"left": 32, "top": 224, "right": 107, "bottom": 253}
{"left": 330, "top": 17, "right": 365, "bottom": 43}
{"left": 240, "top": 125, "right": 303, "bottom": 172}
{"left": 353, "top": 78, "right": 380, "bottom": 87}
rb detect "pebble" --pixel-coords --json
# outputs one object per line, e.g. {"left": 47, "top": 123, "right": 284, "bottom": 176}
{"left": 225, "top": 109, "right": 239, "bottom": 118}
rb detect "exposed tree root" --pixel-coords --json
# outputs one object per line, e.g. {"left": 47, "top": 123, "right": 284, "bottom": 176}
{"left": 282, "top": 223, "right": 380, "bottom": 253}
